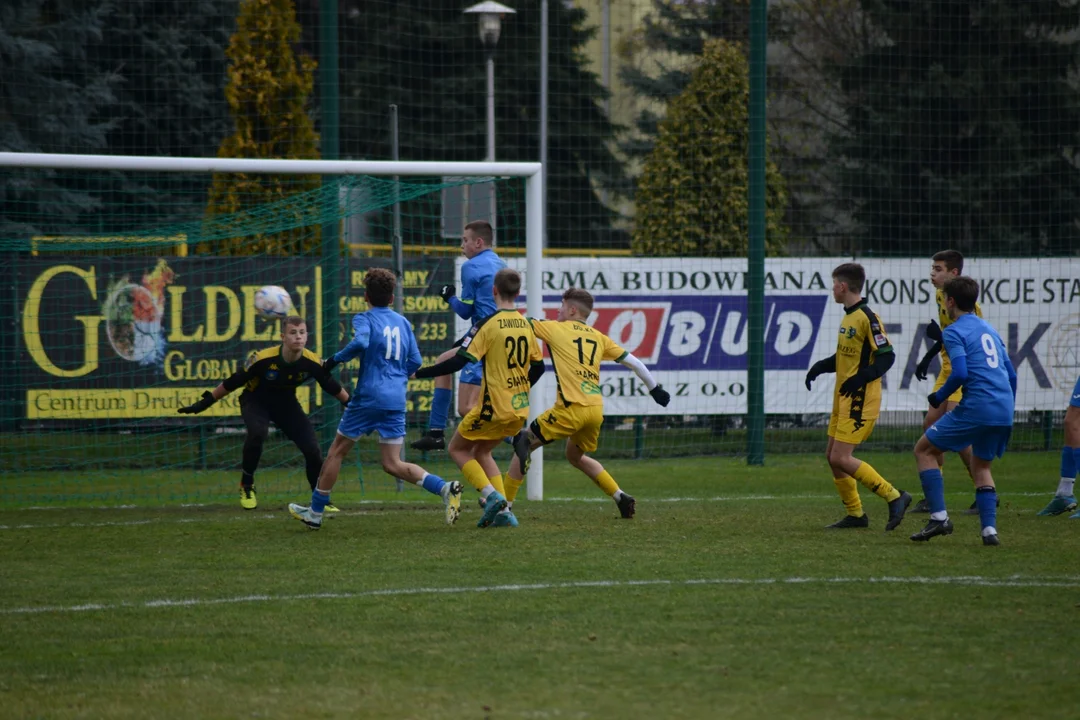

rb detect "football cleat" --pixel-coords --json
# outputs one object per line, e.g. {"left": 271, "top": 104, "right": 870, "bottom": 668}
{"left": 885, "top": 491, "right": 912, "bottom": 531}
{"left": 324, "top": 503, "right": 340, "bottom": 514}
{"left": 910, "top": 517, "right": 954, "bottom": 542}
{"left": 288, "top": 503, "right": 322, "bottom": 530}
{"left": 1036, "top": 495, "right": 1077, "bottom": 516}
{"left": 964, "top": 497, "right": 999, "bottom": 515}
{"left": 912, "top": 498, "right": 931, "bottom": 514}
{"left": 240, "top": 484, "right": 258, "bottom": 510}
{"left": 493, "top": 510, "right": 519, "bottom": 528}
{"left": 1070, "top": 508, "right": 1080, "bottom": 520}
{"left": 826, "top": 513, "right": 869, "bottom": 529}
{"left": 441, "top": 480, "right": 463, "bottom": 525}
{"left": 478, "top": 491, "right": 507, "bottom": 528}
{"left": 982, "top": 532, "right": 1001, "bottom": 546}
{"left": 410, "top": 433, "right": 446, "bottom": 452}
{"left": 616, "top": 492, "right": 636, "bottom": 519}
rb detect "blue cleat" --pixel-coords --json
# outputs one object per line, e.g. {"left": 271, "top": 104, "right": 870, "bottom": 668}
{"left": 478, "top": 491, "right": 507, "bottom": 528}
{"left": 493, "top": 509, "right": 519, "bottom": 528}
{"left": 1070, "top": 508, "right": 1080, "bottom": 519}
{"left": 1037, "top": 495, "right": 1077, "bottom": 516}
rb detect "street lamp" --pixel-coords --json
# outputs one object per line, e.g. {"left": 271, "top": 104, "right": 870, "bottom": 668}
{"left": 464, "top": 2, "right": 515, "bottom": 232}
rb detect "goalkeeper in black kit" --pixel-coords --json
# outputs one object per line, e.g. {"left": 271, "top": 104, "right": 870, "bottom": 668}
{"left": 177, "top": 316, "right": 350, "bottom": 510}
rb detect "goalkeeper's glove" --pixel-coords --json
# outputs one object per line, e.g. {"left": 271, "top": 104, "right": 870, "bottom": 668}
{"left": 438, "top": 284, "right": 456, "bottom": 302}
{"left": 178, "top": 391, "right": 216, "bottom": 415}
{"left": 650, "top": 385, "right": 671, "bottom": 407}
{"left": 322, "top": 356, "right": 340, "bottom": 373}
{"left": 924, "top": 319, "right": 942, "bottom": 342}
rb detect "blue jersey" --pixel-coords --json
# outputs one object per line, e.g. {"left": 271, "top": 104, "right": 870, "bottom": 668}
{"left": 941, "top": 313, "right": 1016, "bottom": 426}
{"left": 333, "top": 307, "right": 422, "bottom": 411}
{"left": 460, "top": 249, "right": 505, "bottom": 324}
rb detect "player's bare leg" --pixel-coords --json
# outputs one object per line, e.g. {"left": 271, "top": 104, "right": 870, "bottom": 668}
{"left": 1039, "top": 405, "right": 1080, "bottom": 517}
{"left": 566, "top": 441, "right": 636, "bottom": 518}
{"left": 913, "top": 400, "right": 976, "bottom": 512}
{"left": 827, "top": 438, "right": 909, "bottom": 530}
{"left": 825, "top": 437, "right": 866, "bottom": 527}
{"left": 289, "top": 433, "right": 354, "bottom": 530}
{"left": 379, "top": 443, "right": 462, "bottom": 525}
{"left": 457, "top": 382, "right": 480, "bottom": 420}
{"left": 449, "top": 432, "right": 507, "bottom": 526}
{"left": 909, "top": 434, "right": 956, "bottom": 542}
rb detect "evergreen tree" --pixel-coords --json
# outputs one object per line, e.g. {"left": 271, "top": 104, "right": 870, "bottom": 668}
{"left": 835, "top": 1, "right": 1080, "bottom": 256}
{"left": 205, "top": 0, "right": 321, "bottom": 255}
{"left": 0, "top": 0, "right": 119, "bottom": 239}
{"left": 633, "top": 39, "right": 787, "bottom": 256}
{"left": 297, "top": 0, "right": 627, "bottom": 249}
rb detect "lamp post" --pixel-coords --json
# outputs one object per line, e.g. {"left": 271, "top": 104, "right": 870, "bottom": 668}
{"left": 464, "top": 1, "right": 515, "bottom": 231}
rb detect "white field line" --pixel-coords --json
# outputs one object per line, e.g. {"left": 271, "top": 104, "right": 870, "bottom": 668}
{"left": 9, "top": 490, "right": 1054, "bottom": 514}
{"left": 3, "top": 575, "right": 1079, "bottom": 616}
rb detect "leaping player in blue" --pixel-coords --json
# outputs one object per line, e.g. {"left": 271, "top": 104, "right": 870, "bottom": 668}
{"left": 1035, "top": 378, "right": 1080, "bottom": 519}
{"left": 910, "top": 276, "right": 1016, "bottom": 546}
{"left": 288, "top": 268, "right": 463, "bottom": 530}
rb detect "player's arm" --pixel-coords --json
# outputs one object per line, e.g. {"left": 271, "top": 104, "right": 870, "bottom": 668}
{"left": 307, "top": 354, "right": 349, "bottom": 405}
{"left": 928, "top": 328, "right": 966, "bottom": 408}
{"left": 406, "top": 326, "right": 424, "bottom": 378}
{"left": 324, "top": 315, "right": 371, "bottom": 371}
{"left": 178, "top": 360, "right": 255, "bottom": 414}
{"left": 915, "top": 319, "right": 944, "bottom": 381}
{"left": 804, "top": 354, "right": 836, "bottom": 391}
{"left": 415, "top": 323, "right": 485, "bottom": 378}
{"left": 440, "top": 266, "right": 475, "bottom": 320}
{"left": 527, "top": 334, "right": 545, "bottom": 387}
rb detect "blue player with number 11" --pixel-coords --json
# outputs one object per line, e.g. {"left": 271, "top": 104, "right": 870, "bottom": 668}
{"left": 910, "top": 276, "right": 1016, "bottom": 546}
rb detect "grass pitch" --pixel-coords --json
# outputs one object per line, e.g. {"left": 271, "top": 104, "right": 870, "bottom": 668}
{"left": 2, "top": 452, "right": 1078, "bottom": 719}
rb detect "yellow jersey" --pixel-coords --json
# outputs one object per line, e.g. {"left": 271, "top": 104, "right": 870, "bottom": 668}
{"left": 935, "top": 287, "right": 983, "bottom": 371}
{"left": 834, "top": 300, "right": 891, "bottom": 423}
{"left": 458, "top": 309, "right": 542, "bottom": 423}
{"left": 530, "top": 318, "right": 627, "bottom": 408}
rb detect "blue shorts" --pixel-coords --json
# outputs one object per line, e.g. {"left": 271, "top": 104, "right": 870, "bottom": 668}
{"left": 926, "top": 412, "right": 1011, "bottom": 461}
{"left": 337, "top": 406, "right": 406, "bottom": 444}
{"left": 1071, "top": 376, "right": 1080, "bottom": 408}
{"left": 460, "top": 360, "right": 483, "bottom": 386}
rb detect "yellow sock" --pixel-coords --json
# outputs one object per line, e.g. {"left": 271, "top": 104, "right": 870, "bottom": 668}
{"left": 461, "top": 459, "right": 489, "bottom": 493}
{"left": 488, "top": 473, "right": 506, "bottom": 495}
{"left": 833, "top": 476, "right": 864, "bottom": 516}
{"left": 853, "top": 461, "right": 901, "bottom": 502}
{"left": 504, "top": 473, "right": 524, "bottom": 503}
{"left": 591, "top": 470, "right": 619, "bottom": 497}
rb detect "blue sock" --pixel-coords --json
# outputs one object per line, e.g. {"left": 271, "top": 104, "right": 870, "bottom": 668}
{"left": 1062, "top": 446, "right": 1076, "bottom": 479}
{"left": 420, "top": 473, "right": 446, "bottom": 497}
{"left": 1072, "top": 447, "right": 1080, "bottom": 482}
{"left": 429, "top": 388, "right": 452, "bottom": 433}
{"left": 975, "top": 486, "right": 997, "bottom": 531}
{"left": 311, "top": 488, "right": 330, "bottom": 513}
{"left": 918, "top": 468, "right": 946, "bottom": 515}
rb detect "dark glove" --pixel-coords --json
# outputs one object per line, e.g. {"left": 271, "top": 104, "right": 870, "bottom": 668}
{"left": 804, "top": 369, "right": 818, "bottom": 391}
{"left": 914, "top": 350, "right": 935, "bottom": 382}
{"left": 927, "top": 392, "right": 942, "bottom": 409}
{"left": 322, "top": 356, "right": 340, "bottom": 373}
{"left": 438, "top": 284, "right": 456, "bottom": 302}
{"left": 650, "top": 385, "right": 671, "bottom": 407}
{"left": 178, "top": 390, "right": 216, "bottom": 415}
{"left": 838, "top": 374, "right": 867, "bottom": 398}
{"left": 924, "top": 319, "right": 942, "bottom": 342}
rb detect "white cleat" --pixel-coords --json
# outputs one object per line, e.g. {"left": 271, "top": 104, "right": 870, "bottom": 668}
{"left": 288, "top": 503, "right": 323, "bottom": 530}
{"left": 441, "top": 481, "right": 463, "bottom": 525}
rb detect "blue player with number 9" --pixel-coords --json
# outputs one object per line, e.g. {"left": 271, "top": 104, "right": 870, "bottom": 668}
{"left": 911, "top": 276, "right": 1017, "bottom": 546}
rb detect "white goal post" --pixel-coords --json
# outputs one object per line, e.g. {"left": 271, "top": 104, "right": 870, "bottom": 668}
{"left": 0, "top": 152, "right": 548, "bottom": 499}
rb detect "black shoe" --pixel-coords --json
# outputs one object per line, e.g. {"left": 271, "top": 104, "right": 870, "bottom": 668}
{"left": 616, "top": 492, "right": 636, "bottom": 519}
{"left": 512, "top": 431, "right": 532, "bottom": 475}
{"left": 411, "top": 433, "right": 445, "bottom": 452}
{"left": 964, "top": 498, "right": 1001, "bottom": 515}
{"left": 982, "top": 532, "right": 1001, "bottom": 546}
{"left": 885, "top": 491, "right": 912, "bottom": 531}
{"left": 912, "top": 498, "right": 931, "bottom": 513}
{"left": 910, "top": 517, "right": 954, "bottom": 542}
{"left": 826, "top": 514, "right": 869, "bottom": 529}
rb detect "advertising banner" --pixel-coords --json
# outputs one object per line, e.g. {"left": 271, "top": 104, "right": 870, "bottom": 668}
{"left": 456, "top": 257, "right": 1080, "bottom": 415}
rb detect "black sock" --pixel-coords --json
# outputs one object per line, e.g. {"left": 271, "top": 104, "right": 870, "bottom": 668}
{"left": 429, "top": 429, "right": 444, "bottom": 438}
{"left": 241, "top": 472, "right": 255, "bottom": 489}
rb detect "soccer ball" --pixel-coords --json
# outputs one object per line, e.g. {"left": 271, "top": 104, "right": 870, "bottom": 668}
{"left": 254, "top": 285, "right": 294, "bottom": 319}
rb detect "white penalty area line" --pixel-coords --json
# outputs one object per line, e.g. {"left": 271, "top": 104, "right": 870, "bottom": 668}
{"left": 4, "top": 575, "right": 1079, "bottom": 616}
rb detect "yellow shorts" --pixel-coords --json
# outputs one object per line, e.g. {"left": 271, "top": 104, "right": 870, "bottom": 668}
{"left": 828, "top": 414, "right": 876, "bottom": 445}
{"left": 933, "top": 366, "right": 963, "bottom": 404}
{"left": 532, "top": 403, "right": 604, "bottom": 453}
{"left": 457, "top": 405, "right": 526, "bottom": 442}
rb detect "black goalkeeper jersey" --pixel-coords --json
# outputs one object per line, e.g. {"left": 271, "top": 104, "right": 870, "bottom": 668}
{"left": 221, "top": 346, "right": 343, "bottom": 398}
